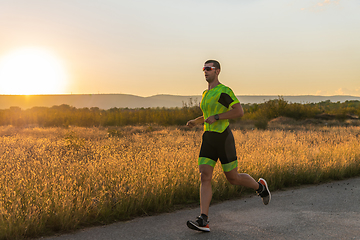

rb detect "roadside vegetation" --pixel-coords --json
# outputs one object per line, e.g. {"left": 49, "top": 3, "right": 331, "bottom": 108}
{"left": 1, "top": 97, "right": 359, "bottom": 128}
{"left": 1, "top": 122, "right": 360, "bottom": 239}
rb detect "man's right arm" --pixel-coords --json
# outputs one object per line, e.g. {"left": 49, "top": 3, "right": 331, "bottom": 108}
{"left": 186, "top": 116, "right": 204, "bottom": 128}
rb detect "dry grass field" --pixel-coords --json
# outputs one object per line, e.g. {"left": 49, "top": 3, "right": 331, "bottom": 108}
{"left": 0, "top": 123, "right": 359, "bottom": 239}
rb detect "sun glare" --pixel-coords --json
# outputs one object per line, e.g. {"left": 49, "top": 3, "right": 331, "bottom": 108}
{"left": 0, "top": 47, "right": 68, "bottom": 95}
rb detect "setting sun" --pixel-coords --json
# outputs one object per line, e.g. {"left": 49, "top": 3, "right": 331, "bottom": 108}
{"left": 0, "top": 47, "right": 68, "bottom": 95}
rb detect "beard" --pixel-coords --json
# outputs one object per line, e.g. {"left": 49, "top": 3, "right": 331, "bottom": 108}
{"left": 205, "top": 75, "right": 214, "bottom": 83}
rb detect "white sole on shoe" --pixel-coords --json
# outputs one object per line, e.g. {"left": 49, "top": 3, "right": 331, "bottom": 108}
{"left": 187, "top": 221, "right": 210, "bottom": 232}
{"left": 259, "top": 178, "right": 271, "bottom": 205}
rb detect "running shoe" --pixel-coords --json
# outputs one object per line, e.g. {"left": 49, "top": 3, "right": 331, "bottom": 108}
{"left": 187, "top": 215, "right": 210, "bottom": 232}
{"left": 257, "top": 178, "right": 271, "bottom": 205}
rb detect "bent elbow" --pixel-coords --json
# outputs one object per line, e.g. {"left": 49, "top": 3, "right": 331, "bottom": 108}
{"left": 237, "top": 108, "right": 244, "bottom": 118}
{"left": 231, "top": 103, "right": 244, "bottom": 118}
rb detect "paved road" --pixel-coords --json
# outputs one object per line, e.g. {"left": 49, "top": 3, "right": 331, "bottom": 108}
{"left": 41, "top": 177, "right": 360, "bottom": 240}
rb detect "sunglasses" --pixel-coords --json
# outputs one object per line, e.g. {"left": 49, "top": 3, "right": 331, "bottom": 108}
{"left": 202, "top": 66, "right": 216, "bottom": 71}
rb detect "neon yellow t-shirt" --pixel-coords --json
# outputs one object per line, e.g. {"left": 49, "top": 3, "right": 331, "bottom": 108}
{"left": 200, "top": 84, "right": 240, "bottom": 133}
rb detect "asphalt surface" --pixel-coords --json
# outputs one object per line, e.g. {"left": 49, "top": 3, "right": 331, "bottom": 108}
{"left": 41, "top": 177, "right": 360, "bottom": 240}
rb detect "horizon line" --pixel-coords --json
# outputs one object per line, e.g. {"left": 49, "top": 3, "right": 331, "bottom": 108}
{"left": 0, "top": 93, "right": 359, "bottom": 98}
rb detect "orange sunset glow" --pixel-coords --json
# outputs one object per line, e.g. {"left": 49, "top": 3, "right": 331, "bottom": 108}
{"left": 0, "top": 0, "right": 359, "bottom": 97}
{"left": 0, "top": 47, "right": 68, "bottom": 95}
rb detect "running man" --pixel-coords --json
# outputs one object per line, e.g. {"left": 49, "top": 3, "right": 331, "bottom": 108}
{"left": 186, "top": 60, "right": 271, "bottom": 232}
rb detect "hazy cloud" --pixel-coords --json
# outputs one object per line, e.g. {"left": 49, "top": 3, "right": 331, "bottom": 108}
{"left": 315, "top": 88, "right": 360, "bottom": 96}
{"left": 301, "top": 0, "right": 341, "bottom": 11}
{"left": 335, "top": 88, "right": 360, "bottom": 96}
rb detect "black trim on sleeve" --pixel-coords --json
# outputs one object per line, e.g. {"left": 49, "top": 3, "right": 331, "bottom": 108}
{"left": 218, "top": 93, "right": 234, "bottom": 108}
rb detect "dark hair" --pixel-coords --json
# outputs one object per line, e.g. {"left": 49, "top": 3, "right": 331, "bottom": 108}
{"left": 205, "top": 60, "right": 221, "bottom": 70}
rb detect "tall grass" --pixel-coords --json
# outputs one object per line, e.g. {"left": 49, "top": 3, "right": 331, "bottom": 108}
{"left": 0, "top": 125, "right": 359, "bottom": 239}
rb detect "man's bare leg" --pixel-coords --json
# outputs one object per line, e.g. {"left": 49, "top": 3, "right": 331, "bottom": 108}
{"left": 224, "top": 168, "right": 259, "bottom": 189}
{"left": 224, "top": 167, "right": 271, "bottom": 205}
{"left": 199, "top": 164, "right": 214, "bottom": 216}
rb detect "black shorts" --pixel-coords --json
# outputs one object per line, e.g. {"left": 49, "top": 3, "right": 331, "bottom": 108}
{"left": 198, "top": 127, "right": 238, "bottom": 172}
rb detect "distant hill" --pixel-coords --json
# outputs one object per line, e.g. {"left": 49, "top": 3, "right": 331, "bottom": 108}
{"left": 0, "top": 94, "right": 359, "bottom": 110}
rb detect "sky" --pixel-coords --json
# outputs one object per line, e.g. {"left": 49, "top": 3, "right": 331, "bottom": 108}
{"left": 0, "top": 0, "right": 359, "bottom": 97}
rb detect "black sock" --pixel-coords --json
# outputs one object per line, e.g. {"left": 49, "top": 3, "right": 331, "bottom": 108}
{"left": 257, "top": 182, "right": 264, "bottom": 192}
